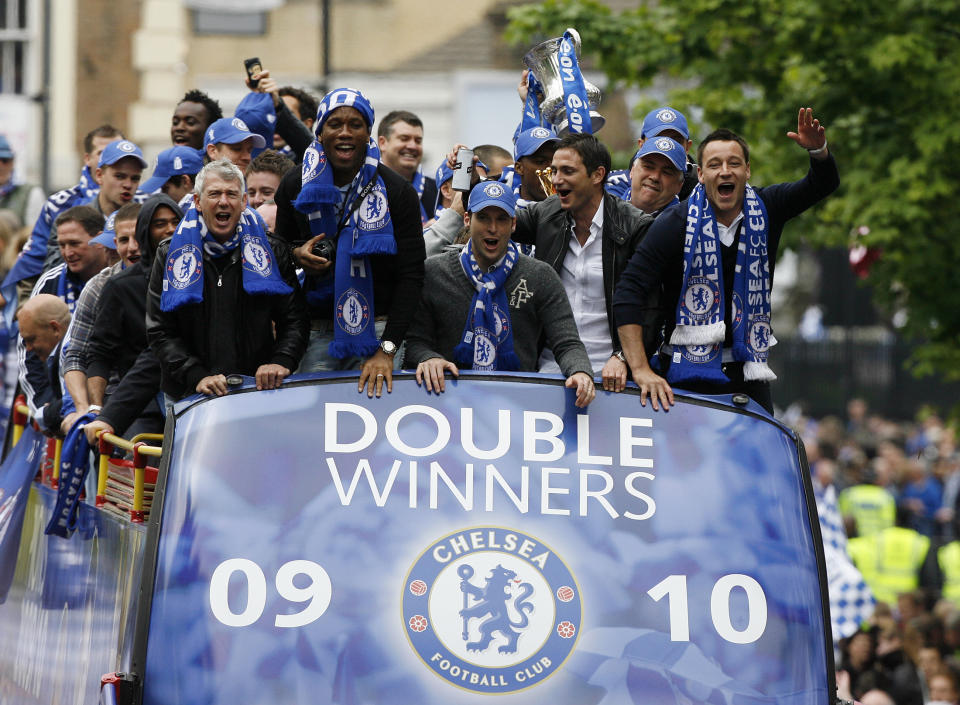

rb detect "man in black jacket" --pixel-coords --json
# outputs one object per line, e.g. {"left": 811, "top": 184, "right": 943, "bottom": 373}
{"left": 512, "top": 133, "right": 654, "bottom": 394}
{"left": 83, "top": 194, "right": 183, "bottom": 443}
{"left": 273, "top": 88, "right": 425, "bottom": 398}
{"left": 146, "top": 159, "right": 308, "bottom": 400}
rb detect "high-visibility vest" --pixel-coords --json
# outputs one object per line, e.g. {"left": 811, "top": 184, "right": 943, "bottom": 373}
{"left": 939, "top": 541, "right": 960, "bottom": 605}
{"left": 838, "top": 484, "right": 896, "bottom": 537}
{"left": 848, "top": 527, "right": 929, "bottom": 605}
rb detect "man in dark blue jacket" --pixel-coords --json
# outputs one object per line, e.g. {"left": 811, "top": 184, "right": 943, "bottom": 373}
{"left": 614, "top": 108, "right": 839, "bottom": 413}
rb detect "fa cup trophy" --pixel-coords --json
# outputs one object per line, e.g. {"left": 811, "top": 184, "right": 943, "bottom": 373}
{"left": 523, "top": 27, "right": 605, "bottom": 136}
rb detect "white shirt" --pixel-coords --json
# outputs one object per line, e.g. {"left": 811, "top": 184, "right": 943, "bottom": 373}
{"left": 538, "top": 204, "right": 610, "bottom": 374}
{"left": 717, "top": 211, "right": 744, "bottom": 248}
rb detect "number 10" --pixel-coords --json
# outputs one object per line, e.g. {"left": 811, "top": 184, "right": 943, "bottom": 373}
{"left": 647, "top": 574, "right": 767, "bottom": 644}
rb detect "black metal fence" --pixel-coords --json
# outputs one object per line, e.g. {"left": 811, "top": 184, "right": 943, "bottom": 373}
{"left": 769, "top": 336, "right": 959, "bottom": 420}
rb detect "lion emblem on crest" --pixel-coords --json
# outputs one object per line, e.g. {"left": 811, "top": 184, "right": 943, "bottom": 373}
{"left": 458, "top": 564, "right": 534, "bottom": 654}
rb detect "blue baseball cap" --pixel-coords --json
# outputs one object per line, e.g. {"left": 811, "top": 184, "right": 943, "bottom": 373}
{"left": 635, "top": 136, "right": 687, "bottom": 173}
{"left": 514, "top": 126, "right": 560, "bottom": 160}
{"left": 0, "top": 135, "right": 14, "bottom": 159}
{"left": 141, "top": 146, "right": 204, "bottom": 194}
{"left": 468, "top": 180, "right": 516, "bottom": 216}
{"left": 89, "top": 210, "right": 117, "bottom": 249}
{"left": 433, "top": 161, "right": 454, "bottom": 215}
{"left": 98, "top": 140, "right": 148, "bottom": 169}
{"left": 203, "top": 117, "right": 267, "bottom": 151}
{"left": 234, "top": 92, "right": 277, "bottom": 158}
{"left": 640, "top": 107, "right": 689, "bottom": 141}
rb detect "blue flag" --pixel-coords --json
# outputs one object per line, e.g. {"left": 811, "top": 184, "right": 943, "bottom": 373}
{"left": 0, "top": 424, "right": 44, "bottom": 602}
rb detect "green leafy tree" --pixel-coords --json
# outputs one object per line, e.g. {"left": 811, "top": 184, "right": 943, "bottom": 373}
{"left": 506, "top": 0, "right": 960, "bottom": 380}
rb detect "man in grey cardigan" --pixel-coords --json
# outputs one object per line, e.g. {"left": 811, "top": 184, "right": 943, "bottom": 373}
{"left": 405, "top": 181, "right": 596, "bottom": 407}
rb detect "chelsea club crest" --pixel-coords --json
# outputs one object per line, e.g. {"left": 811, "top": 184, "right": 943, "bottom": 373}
{"left": 166, "top": 244, "right": 202, "bottom": 290}
{"left": 357, "top": 189, "right": 390, "bottom": 232}
{"left": 241, "top": 236, "right": 272, "bottom": 277}
{"left": 336, "top": 287, "right": 370, "bottom": 335}
{"left": 680, "top": 276, "right": 720, "bottom": 323}
{"left": 402, "top": 527, "right": 582, "bottom": 694}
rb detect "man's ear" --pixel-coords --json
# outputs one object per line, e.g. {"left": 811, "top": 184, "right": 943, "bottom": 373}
{"left": 95, "top": 167, "right": 105, "bottom": 186}
{"left": 377, "top": 135, "right": 388, "bottom": 149}
{"left": 205, "top": 144, "right": 219, "bottom": 161}
{"left": 513, "top": 160, "right": 524, "bottom": 176}
{"left": 463, "top": 212, "right": 471, "bottom": 229}
{"left": 590, "top": 166, "right": 607, "bottom": 186}
{"left": 697, "top": 165, "right": 704, "bottom": 184}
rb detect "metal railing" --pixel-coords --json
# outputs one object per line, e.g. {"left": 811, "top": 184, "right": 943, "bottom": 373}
{"left": 11, "top": 396, "right": 162, "bottom": 524}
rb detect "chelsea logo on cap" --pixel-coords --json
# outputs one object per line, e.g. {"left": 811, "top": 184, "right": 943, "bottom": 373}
{"left": 656, "top": 109, "right": 677, "bottom": 123}
{"left": 655, "top": 138, "right": 675, "bottom": 152}
{"left": 402, "top": 526, "right": 582, "bottom": 694}
{"left": 531, "top": 127, "right": 551, "bottom": 139}
{"left": 232, "top": 117, "right": 249, "bottom": 132}
{"left": 118, "top": 141, "right": 136, "bottom": 152}
{"left": 484, "top": 182, "right": 504, "bottom": 198}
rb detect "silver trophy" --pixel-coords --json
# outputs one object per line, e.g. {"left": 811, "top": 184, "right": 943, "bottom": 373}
{"left": 523, "top": 27, "right": 605, "bottom": 135}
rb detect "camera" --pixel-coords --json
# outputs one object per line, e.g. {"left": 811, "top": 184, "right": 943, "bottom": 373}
{"left": 311, "top": 238, "right": 336, "bottom": 262}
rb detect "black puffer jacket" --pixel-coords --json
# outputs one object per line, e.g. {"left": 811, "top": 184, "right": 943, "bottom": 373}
{"left": 146, "top": 226, "right": 309, "bottom": 399}
{"left": 512, "top": 193, "right": 659, "bottom": 356}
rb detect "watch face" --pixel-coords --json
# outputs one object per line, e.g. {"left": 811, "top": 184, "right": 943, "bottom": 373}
{"left": 381, "top": 341, "right": 397, "bottom": 355}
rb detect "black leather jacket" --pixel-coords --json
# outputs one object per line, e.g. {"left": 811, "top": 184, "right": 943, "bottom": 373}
{"left": 146, "top": 234, "right": 309, "bottom": 399}
{"left": 513, "top": 193, "right": 658, "bottom": 355}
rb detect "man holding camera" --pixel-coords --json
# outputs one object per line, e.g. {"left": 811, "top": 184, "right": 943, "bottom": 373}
{"left": 273, "top": 88, "right": 425, "bottom": 398}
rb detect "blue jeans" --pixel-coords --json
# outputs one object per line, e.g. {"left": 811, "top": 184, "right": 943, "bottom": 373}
{"left": 298, "top": 319, "right": 401, "bottom": 372}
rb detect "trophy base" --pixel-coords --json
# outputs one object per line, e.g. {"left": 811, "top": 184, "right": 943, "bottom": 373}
{"left": 555, "top": 111, "right": 606, "bottom": 137}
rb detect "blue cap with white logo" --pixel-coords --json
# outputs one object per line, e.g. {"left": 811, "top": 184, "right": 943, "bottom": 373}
{"left": 514, "top": 126, "right": 561, "bottom": 161}
{"left": 141, "top": 146, "right": 204, "bottom": 194}
{"left": 635, "top": 136, "right": 687, "bottom": 173}
{"left": 640, "top": 107, "right": 689, "bottom": 141}
{"left": 203, "top": 117, "right": 267, "bottom": 151}
{"left": 89, "top": 210, "right": 118, "bottom": 249}
{"left": 0, "top": 134, "right": 14, "bottom": 159}
{"left": 468, "top": 180, "right": 516, "bottom": 216}
{"left": 98, "top": 140, "right": 148, "bottom": 169}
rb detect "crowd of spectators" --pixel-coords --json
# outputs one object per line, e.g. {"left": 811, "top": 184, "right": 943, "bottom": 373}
{"left": 790, "top": 399, "right": 960, "bottom": 704}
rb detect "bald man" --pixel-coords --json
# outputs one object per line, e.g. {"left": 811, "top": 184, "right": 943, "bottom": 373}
{"left": 17, "top": 294, "right": 71, "bottom": 433}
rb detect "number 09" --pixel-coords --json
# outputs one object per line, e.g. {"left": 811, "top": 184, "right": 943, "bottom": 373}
{"left": 208, "top": 559, "right": 332, "bottom": 628}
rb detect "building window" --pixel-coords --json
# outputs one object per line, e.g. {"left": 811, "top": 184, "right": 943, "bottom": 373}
{"left": 192, "top": 10, "right": 268, "bottom": 36}
{"left": 0, "top": 0, "right": 29, "bottom": 94}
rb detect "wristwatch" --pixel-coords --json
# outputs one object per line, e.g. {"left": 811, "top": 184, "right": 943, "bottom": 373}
{"left": 613, "top": 350, "right": 626, "bottom": 363}
{"left": 380, "top": 340, "right": 398, "bottom": 356}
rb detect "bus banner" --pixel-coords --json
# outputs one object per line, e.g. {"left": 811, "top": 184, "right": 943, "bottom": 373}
{"left": 141, "top": 374, "right": 831, "bottom": 705}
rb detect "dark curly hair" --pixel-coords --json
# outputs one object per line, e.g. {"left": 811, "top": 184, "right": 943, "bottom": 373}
{"left": 178, "top": 89, "right": 223, "bottom": 128}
